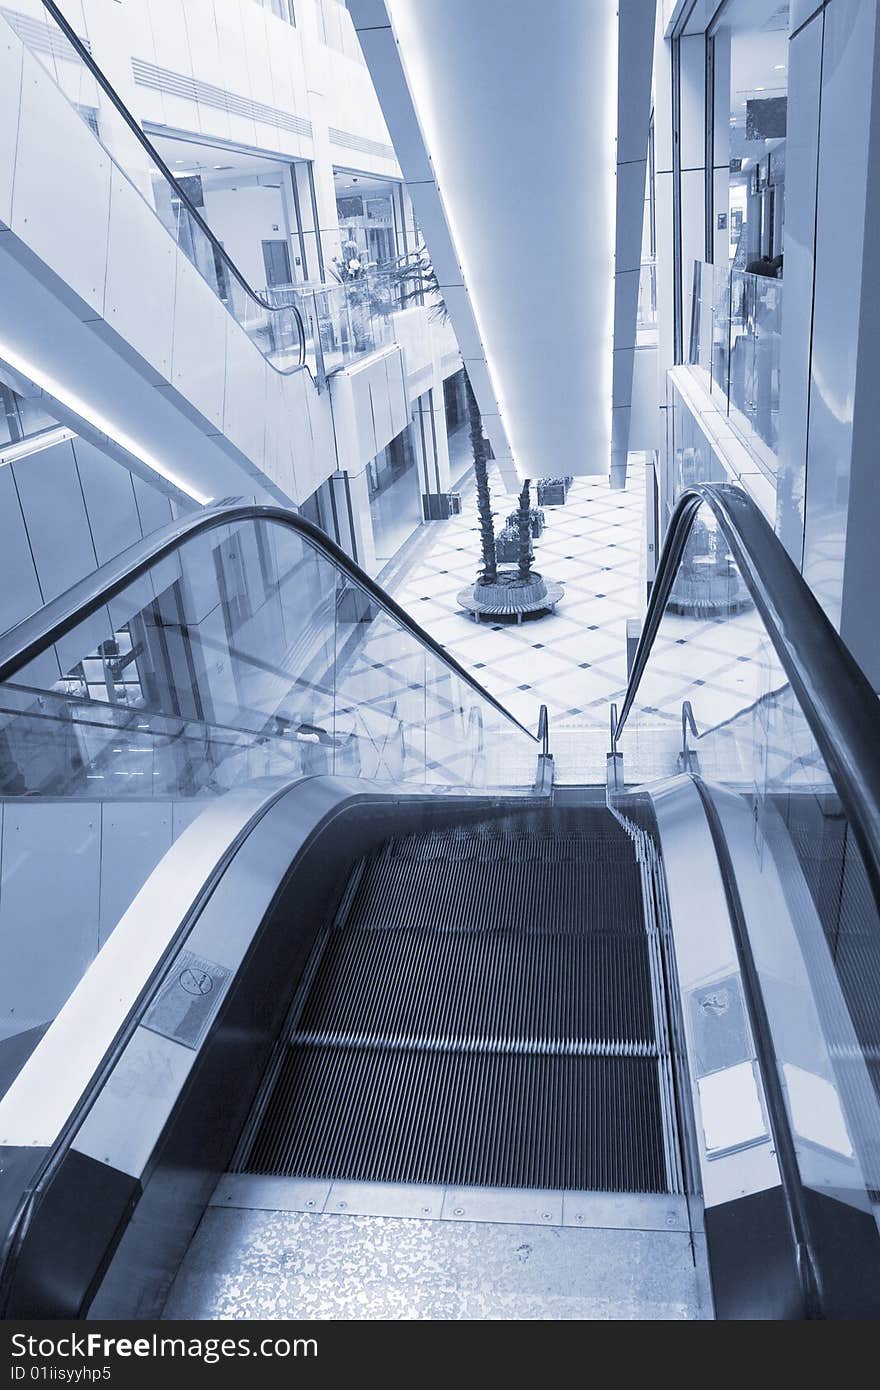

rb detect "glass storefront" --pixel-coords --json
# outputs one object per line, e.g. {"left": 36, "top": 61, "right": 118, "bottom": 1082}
{"left": 334, "top": 171, "right": 401, "bottom": 273}
{"left": 443, "top": 370, "right": 466, "bottom": 433}
{"left": 367, "top": 426, "right": 423, "bottom": 568}
{"left": 713, "top": 1, "right": 789, "bottom": 275}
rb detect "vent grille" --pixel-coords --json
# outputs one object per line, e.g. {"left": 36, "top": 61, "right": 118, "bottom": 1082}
{"left": 1, "top": 8, "right": 91, "bottom": 58}
{"left": 131, "top": 57, "right": 312, "bottom": 140}
{"left": 328, "top": 126, "right": 395, "bottom": 161}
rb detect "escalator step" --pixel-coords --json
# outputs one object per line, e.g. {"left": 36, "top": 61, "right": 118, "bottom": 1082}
{"left": 236, "top": 819, "right": 672, "bottom": 1195}
{"left": 381, "top": 829, "right": 639, "bottom": 864}
{"left": 349, "top": 858, "right": 645, "bottom": 934}
{"left": 241, "top": 1047, "right": 667, "bottom": 1192}
{"left": 297, "top": 927, "right": 655, "bottom": 1045}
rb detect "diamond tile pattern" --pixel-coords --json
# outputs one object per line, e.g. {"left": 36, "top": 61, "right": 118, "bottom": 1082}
{"left": 384, "top": 461, "right": 649, "bottom": 740}
{"left": 358, "top": 455, "right": 782, "bottom": 787}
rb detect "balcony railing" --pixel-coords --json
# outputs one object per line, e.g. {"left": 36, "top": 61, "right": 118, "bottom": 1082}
{"left": 265, "top": 265, "right": 424, "bottom": 386}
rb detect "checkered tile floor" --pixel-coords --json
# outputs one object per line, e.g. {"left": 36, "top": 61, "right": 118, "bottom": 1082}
{"left": 369, "top": 454, "right": 818, "bottom": 789}
{"left": 385, "top": 460, "right": 649, "bottom": 733}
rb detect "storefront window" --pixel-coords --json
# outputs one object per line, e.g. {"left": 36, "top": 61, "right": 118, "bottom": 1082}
{"left": 713, "top": 1, "right": 789, "bottom": 274}
{"left": 334, "top": 172, "right": 400, "bottom": 272}
{"left": 367, "top": 428, "right": 423, "bottom": 567}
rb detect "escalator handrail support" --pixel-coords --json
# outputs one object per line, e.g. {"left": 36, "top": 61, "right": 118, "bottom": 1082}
{"left": 614, "top": 480, "right": 880, "bottom": 907}
{"left": 39, "top": 1, "right": 306, "bottom": 370}
{"left": 0, "top": 499, "right": 540, "bottom": 747}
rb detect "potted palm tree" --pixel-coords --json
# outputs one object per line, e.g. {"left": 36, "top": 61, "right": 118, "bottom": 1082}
{"left": 389, "top": 252, "right": 563, "bottom": 619}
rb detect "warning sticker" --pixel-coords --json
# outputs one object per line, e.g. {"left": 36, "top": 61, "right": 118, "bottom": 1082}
{"left": 143, "top": 949, "right": 231, "bottom": 1050}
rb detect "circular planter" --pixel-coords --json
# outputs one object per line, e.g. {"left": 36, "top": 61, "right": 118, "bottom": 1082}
{"left": 473, "top": 571, "right": 548, "bottom": 606}
{"left": 459, "top": 570, "right": 564, "bottom": 624}
{"left": 667, "top": 558, "right": 753, "bottom": 617}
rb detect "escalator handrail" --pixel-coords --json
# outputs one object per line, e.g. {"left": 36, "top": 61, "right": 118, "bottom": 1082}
{"left": 0, "top": 499, "right": 540, "bottom": 745}
{"left": 614, "top": 481, "right": 880, "bottom": 907}
{"left": 37, "top": 1, "right": 306, "bottom": 371}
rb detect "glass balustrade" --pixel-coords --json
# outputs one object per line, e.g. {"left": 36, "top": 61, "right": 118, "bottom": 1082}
{"left": 611, "top": 492, "right": 880, "bottom": 1242}
{"left": 690, "top": 259, "right": 782, "bottom": 466}
{"left": 0, "top": 509, "right": 542, "bottom": 1097}
{"left": 0, "top": 382, "right": 59, "bottom": 451}
{"left": 0, "top": 514, "right": 541, "bottom": 800}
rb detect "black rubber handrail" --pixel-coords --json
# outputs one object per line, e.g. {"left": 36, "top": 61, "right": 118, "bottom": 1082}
{"left": 38, "top": 1, "right": 306, "bottom": 373}
{"left": 613, "top": 482, "right": 880, "bottom": 1319}
{"left": 693, "top": 777, "right": 822, "bottom": 1319}
{"left": 613, "top": 482, "right": 880, "bottom": 911}
{"left": 0, "top": 499, "right": 539, "bottom": 746}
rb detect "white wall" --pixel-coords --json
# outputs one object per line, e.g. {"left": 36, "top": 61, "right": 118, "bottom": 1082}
{"left": 201, "top": 182, "right": 290, "bottom": 290}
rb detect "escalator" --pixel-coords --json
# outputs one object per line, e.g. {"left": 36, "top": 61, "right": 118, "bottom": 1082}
{"left": 235, "top": 808, "right": 674, "bottom": 1195}
{"left": 17, "top": 0, "right": 309, "bottom": 380}
{"left": 1, "top": 485, "right": 880, "bottom": 1320}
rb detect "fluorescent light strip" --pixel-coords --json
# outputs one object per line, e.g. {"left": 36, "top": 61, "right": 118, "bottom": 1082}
{"left": 0, "top": 426, "right": 76, "bottom": 467}
{"left": 0, "top": 343, "right": 212, "bottom": 504}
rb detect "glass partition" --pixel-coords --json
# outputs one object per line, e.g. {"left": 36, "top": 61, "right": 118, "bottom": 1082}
{"left": 299, "top": 272, "right": 397, "bottom": 378}
{"left": 0, "top": 513, "right": 540, "bottom": 1098}
{"left": 612, "top": 496, "right": 880, "bottom": 1239}
{"left": 690, "top": 259, "right": 782, "bottom": 465}
{"left": 0, "top": 516, "right": 540, "bottom": 800}
{"left": 5, "top": 4, "right": 307, "bottom": 376}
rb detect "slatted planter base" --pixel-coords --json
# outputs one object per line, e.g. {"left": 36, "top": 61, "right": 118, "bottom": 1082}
{"left": 457, "top": 572, "right": 565, "bottom": 624}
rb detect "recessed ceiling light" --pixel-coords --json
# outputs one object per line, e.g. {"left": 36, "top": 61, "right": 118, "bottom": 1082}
{"left": 774, "top": 64, "right": 786, "bottom": 71}
{"left": 213, "top": 164, "right": 233, "bottom": 170}
{"left": 756, "top": 86, "right": 766, "bottom": 91}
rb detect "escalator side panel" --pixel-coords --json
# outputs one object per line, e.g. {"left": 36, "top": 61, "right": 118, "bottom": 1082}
{"left": 88, "top": 795, "right": 527, "bottom": 1319}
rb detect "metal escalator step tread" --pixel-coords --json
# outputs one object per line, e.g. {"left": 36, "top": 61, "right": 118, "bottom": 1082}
{"left": 348, "top": 858, "right": 645, "bottom": 934}
{"left": 240, "top": 1047, "right": 667, "bottom": 1193}
{"left": 236, "top": 816, "right": 671, "bottom": 1196}
{"left": 380, "top": 831, "right": 639, "bottom": 864}
{"left": 297, "top": 927, "right": 656, "bottom": 1045}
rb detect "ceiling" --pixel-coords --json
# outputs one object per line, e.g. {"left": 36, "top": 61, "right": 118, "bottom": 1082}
{"left": 333, "top": 169, "right": 399, "bottom": 198}
{"left": 149, "top": 132, "right": 292, "bottom": 187}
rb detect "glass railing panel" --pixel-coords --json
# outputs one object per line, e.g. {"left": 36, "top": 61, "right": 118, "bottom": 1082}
{"left": 303, "top": 271, "right": 399, "bottom": 378}
{"left": 688, "top": 259, "right": 782, "bottom": 466}
{"left": 729, "top": 270, "right": 782, "bottom": 454}
{"left": 0, "top": 512, "right": 540, "bottom": 1094}
{"left": 3, "top": 4, "right": 306, "bottom": 376}
{"left": 612, "top": 496, "right": 880, "bottom": 1241}
{"left": 710, "top": 260, "right": 732, "bottom": 399}
{"left": 614, "top": 498, "right": 772, "bottom": 786}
